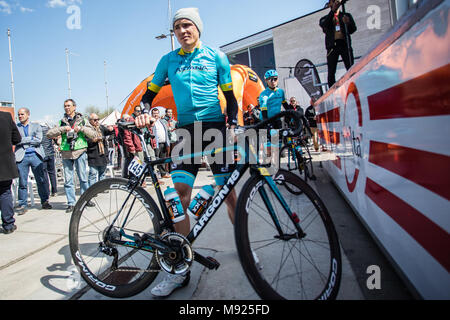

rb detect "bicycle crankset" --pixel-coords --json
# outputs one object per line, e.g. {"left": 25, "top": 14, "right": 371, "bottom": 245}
{"left": 156, "top": 232, "right": 194, "bottom": 275}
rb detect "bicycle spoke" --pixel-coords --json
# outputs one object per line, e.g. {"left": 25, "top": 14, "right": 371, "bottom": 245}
{"left": 70, "top": 178, "right": 161, "bottom": 298}
{"left": 236, "top": 170, "right": 341, "bottom": 300}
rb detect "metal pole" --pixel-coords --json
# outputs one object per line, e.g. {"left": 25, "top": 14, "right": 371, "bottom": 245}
{"left": 170, "top": 30, "right": 175, "bottom": 51}
{"left": 104, "top": 60, "right": 109, "bottom": 113}
{"left": 168, "top": 0, "right": 175, "bottom": 50}
{"left": 341, "top": 2, "right": 354, "bottom": 66}
{"left": 7, "top": 28, "right": 16, "bottom": 112}
{"left": 65, "top": 48, "right": 72, "bottom": 98}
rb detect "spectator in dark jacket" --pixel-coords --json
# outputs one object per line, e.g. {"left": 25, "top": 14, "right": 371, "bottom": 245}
{"left": 305, "top": 99, "right": 320, "bottom": 152}
{"left": 41, "top": 124, "right": 58, "bottom": 196}
{"left": 320, "top": 0, "right": 357, "bottom": 88}
{"left": 0, "top": 111, "right": 21, "bottom": 234}
{"left": 86, "top": 114, "right": 115, "bottom": 186}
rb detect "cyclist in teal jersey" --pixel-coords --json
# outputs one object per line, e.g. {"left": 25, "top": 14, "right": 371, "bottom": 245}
{"left": 136, "top": 7, "right": 239, "bottom": 297}
{"left": 259, "top": 69, "right": 289, "bottom": 158}
{"left": 259, "top": 69, "right": 288, "bottom": 125}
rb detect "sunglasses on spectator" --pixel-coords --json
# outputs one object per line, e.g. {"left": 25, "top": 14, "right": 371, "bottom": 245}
{"left": 90, "top": 118, "right": 99, "bottom": 121}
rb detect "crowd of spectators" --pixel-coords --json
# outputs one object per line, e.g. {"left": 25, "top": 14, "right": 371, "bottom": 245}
{"left": 1, "top": 92, "right": 326, "bottom": 235}
{"left": 0, "top": 100, "right": 181, "bottom": 235}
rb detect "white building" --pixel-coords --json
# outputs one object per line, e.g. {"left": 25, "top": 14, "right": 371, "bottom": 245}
{"left": 220, "top": 0, "right": 421, "bottom": 108}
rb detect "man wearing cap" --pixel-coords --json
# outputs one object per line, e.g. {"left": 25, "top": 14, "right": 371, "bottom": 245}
{"left": 136, "top": 7, "right": 239, "bottom": 297}
{"left": 259, "top": 69, "right": 289, "bottom": 159}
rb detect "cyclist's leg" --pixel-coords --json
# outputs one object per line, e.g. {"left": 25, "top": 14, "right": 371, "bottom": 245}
{"left": 213, "top": 171, "right": 237, "bottom": 225}
{"left": 225, "top": 189, "right": 237, "bottom": 224}
{"left": 173, "top": 181, "right": 193, "bottom": 236}
{"left": 151, "top": 169, "right": 195, "bottom": 297}
{"left": 169, "top": 123, "right": 199, "bottom": 236}
{"left": 170, "top": 164, "right": 197, "bottom": 236}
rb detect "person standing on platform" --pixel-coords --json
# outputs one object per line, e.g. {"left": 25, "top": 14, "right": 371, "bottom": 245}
{"left": 320, "top": 0, "right": 357, "bottom": 88}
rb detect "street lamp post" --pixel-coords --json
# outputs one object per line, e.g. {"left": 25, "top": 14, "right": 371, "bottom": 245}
{"left": 155, "top": 30, "right": 175, "bottom": 51}
{"left": 155, "top": 0, "right": 175, "bottom": 51}
{"left": 65, "top": 48, "right": 72, "bottom": 98}
{"left": 104, "top": 60, "right": 110, "bottom": 114}
{"left": 7, "top": 28, "right": 16, "bottom": 112}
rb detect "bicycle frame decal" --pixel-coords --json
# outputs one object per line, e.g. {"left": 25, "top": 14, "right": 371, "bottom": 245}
{"left": 189, "top": 166, "right": 246, "bottom": 241}
{"left": 246, "top": 180, "right": 264, "bottom": 212}
{"left": 75, "top": 251, "right": 117, "bottom": 291}
{"left": 319, "top": 258, "right": 339, "bottom": 300}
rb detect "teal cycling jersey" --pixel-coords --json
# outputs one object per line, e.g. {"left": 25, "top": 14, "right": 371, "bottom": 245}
{"left": 147, "top": 43, "right": 234, "bottom": 127}
{"left": 259, "top": 87, "right": 287, "bottom": 120}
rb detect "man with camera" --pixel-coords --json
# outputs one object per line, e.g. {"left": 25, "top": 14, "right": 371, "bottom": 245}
{"left": 320, "top": 0, "right": 357, "bottom": 88}
{"left": 47, "top": 99, "right": 96, "bottom": 213}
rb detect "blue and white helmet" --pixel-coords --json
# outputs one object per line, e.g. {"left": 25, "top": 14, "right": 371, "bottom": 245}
{"left": 264, "top": 69, "right": 278, "bottom": 79}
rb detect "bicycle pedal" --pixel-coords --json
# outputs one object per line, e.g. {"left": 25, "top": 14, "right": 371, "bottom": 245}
{"left": 194, "top": 252, "right": 220, "bottom": 270}
{"left": 206, "top": 256, "right": 220, "bottom": 270}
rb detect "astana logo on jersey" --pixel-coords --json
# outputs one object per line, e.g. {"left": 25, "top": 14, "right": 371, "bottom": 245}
{"left": 175, "top": 65, "right": 209, "bottom": 74}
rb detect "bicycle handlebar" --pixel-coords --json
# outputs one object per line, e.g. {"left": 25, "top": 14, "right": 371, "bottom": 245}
{"left": 117, "top": 110, "right": 303, "bottom": 138}
{"left": 242, "top": 110, "right": 304, "bottom": 138}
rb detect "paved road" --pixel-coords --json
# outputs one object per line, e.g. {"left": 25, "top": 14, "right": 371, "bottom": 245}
{"left": 0, "top": 153, "right": 413, "bottom": 300}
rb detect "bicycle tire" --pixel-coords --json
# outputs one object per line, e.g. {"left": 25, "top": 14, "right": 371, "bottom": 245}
{"left": 69, "top": 178, "right": 162, "bottom": 298}
{"left": 234, "top": 169, "right": 341, "bottom": 300}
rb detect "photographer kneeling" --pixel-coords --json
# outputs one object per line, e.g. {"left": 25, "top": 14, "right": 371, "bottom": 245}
{"left": 47, "top": 99, "right": 96, "bottom": 213}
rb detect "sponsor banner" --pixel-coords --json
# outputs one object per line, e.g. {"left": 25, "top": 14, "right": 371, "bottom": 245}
{"left": 294, "top": 58, "right": 324, "bottom": 100}
{"left": 315, "top": 1, "right": 450, "bottom": 299}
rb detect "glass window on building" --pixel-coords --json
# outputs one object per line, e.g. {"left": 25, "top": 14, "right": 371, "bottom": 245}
{"left": 250, "top": 41, "right": 275, "bottom": 85}
{"left": 226, "top": 40, "right": 276, "bottom": 85}
{"left": 392, "top": 0, "right": 421, "bottom": 22}
{"left": 229, "top": 49, "right": 250, "bottom": 67}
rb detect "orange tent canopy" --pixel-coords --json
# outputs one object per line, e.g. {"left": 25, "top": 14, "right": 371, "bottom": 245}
{"left": 121, "top": 64, "right": 265, "bottom": 126}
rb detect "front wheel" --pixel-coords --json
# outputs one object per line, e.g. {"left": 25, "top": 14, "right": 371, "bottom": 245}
{"left": 69, "top": 178, "right": 162, "bottom": 298}
{"left": 234, "top": 169, "right": 341, "bottom": 300}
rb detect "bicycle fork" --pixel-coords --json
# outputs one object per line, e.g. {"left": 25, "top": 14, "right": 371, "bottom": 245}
{"left": 258, "top": 174, "right": 306, "bottom": 239}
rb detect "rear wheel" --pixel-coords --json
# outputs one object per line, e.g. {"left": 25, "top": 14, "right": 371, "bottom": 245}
{"left": 234, "top": 169, "right": 341, "bottom": 300}
{"left": 69, "top": 178, "right": 162, "bottom": 298}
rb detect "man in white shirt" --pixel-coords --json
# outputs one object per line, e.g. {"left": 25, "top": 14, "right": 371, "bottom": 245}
{"left": 151, "top": 108, "right": 170, "bottom": 178}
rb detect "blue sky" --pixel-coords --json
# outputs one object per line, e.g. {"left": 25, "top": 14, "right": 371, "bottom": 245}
{"left": 0, "top": 0, "right": 325, "bottom": 123}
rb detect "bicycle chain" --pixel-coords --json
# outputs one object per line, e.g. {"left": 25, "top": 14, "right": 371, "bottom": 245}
{"left": 112, "top": 267, "right": 161, "bottom": 273}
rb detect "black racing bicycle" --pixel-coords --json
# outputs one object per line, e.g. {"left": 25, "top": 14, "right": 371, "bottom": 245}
{"left": 68, "top": 111, "right": 341, "bottom": 300}
{"left": 279, "top": 133, "right": 317, "bottom": 183}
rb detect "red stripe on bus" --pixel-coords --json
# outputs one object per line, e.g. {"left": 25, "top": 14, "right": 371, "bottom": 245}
{"left": 332, "top": 156, "right": 341, "bottom": 170}
{"left": 365, "top": 178, "right": 450, "bottom": 272}
{"left": 369, "top": 141, "right": 450, "bottom": 201}
{"left": 318, "top": 129, "right": 340, "bottom": 145}
{"left": 317, "top": 107, "right": 340, "bottom": 123}
{"left": 368, "top": 64, "right": 450, "bottom": 120}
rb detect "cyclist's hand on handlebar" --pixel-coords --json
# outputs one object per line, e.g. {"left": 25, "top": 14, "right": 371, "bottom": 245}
{"left": 135, "top": 114, "right": 156, "bottom": 129}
